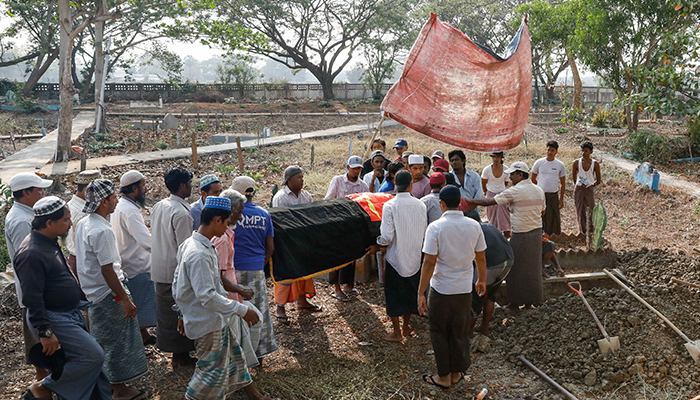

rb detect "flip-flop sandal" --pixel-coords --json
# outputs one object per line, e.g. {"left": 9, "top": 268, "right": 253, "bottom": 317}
{"left": 331, "top": 293, "right": 351, "bottom": 302}
{"left": 276, "top": 315, "right": 290, "bottom": 325}
{"left": 422, "top": 374, "right": 449, "bottom": 389}
{"left": 346, "top": 288, "right": 362, "bottom": 296}
{"left": 298, "top": 305, "right": 323, "bottom": 313}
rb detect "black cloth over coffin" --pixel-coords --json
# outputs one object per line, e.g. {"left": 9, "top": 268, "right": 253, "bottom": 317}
{"left": 269, "top": 197, "right": 380, "bottom": 282}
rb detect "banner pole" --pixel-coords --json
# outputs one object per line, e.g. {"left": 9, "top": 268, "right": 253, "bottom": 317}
{"left": 362, "top": 113, "right": 387, "bottom": 161}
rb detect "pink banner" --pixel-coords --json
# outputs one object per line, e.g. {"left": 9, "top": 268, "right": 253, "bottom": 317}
{"left": 381, "top": 14, "right": 532, "bottom": 152}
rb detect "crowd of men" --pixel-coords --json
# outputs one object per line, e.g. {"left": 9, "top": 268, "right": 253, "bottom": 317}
{"left": 5, "top": 135, "right": 602, "bottom": 398}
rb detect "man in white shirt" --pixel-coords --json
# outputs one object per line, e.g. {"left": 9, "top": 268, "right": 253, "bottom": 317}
{"left": 272, "top": 166, "right": 319, "bottom": 323}
{"left": 76, "top": 179, "right": 147, "bottom": 400}
{"left": 150, "top": 167, "right": 197, "bottom": 367}
{"left": 362, "top": 150, "right": 387, "bottom": 192}
{"left": 65, "top": 169, "right": 102, "bottom": 280}
{"left": 531, "top": 140, "right": 566, "bottom": 235}
{"left": 418, "top": 185, "right": 487, "bottom": 389}
{"left": 112, "top": 170, "right": 156, "bottom": 345}
{"left": 324, "top": 156, "right": 369, "bottom": 300}
{"left": 469, "top": 161, "right": 546, "bottom": 310}
{"left": 5, "top": 172, "right": 52, "bottom": 381}
{"left": 369, "top": 170, "right": 427, "bottom": 342}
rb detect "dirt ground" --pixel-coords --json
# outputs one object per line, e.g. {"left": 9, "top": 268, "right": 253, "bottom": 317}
{"left": 3, "top": 103, "right": 700, "bottom": 399}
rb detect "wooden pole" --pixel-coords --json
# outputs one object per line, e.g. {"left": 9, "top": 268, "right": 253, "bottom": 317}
{"left": 671, "top": 278, "right": 700, "bottom": 291}
{"left": 192, "top": 117, "right": 199, "bottom": 169}
{"left": 361, "top": 114, "right": 387, "bottom": 161}
{"left": 310, "top": 144, "right": 315, "bottom": 170}
{"left": 236, "top": 136, "right": 244, "bottom": 171}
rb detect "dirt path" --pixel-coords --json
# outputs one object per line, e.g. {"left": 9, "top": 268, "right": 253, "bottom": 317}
{"left": 0, "top": 112, "right": 94, "bottom": 183}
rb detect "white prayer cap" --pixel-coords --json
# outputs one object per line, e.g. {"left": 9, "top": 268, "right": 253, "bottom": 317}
{"left": 408, "top": 154, "right": 424, "bottom": 165}
{"left": 120, "top": 170, "right": 145, "bottom": 187}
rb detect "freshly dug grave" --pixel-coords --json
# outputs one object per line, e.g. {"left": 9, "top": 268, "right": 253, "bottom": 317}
{"left": 489, "top": 284, "right": 700, "bottom": 398}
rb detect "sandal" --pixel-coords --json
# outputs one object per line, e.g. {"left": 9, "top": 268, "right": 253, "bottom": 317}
{"left": 331, "top": 293, "right": 350, "bottom": 302}
{"left": 298, "top": 305, "right": 322, "bottom": 313}
{"left": 276, "top": 315, "right": 290, "bottom": 325}
{"left": 452, "top": 372, "right": 465, "bottom": 384}
{"left": 422, "top": 374, "right": 449, "bottom": 389}
{"left": 346, "top": 288, "right": 361, "bottom": 296}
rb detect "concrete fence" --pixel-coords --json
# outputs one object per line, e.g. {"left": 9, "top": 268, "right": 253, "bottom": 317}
{"left": 29, "top": 82, "right": 618, "bottom": 104}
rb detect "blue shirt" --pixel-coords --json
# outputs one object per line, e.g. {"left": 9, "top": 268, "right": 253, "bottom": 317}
{"left": 451, "top": 169, "right": 484, "bottom": 200}
{"left": 190, "top": 198, "right": 204, "bottom": 230}
{"left": 233, "top": 201, "right": 274, "bottom": 271}
{"left": 378, "top": 180, "right": 395, "bottom": 192}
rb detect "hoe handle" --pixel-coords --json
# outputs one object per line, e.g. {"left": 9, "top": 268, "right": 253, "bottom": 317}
{"left": 604, "top": 269, "right": 691, "bottom": 343}
{"left": 568, "top": 281, "right": 610, "bottom": 338}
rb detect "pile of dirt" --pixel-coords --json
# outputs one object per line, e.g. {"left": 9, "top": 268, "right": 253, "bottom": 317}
{"left": 489, "top": 285, "right": 700, "bottom": 398}
{"left": 616, "top": 247, "right": 700, "bottom": 287}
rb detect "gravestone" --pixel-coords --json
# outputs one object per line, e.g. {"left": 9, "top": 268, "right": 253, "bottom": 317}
{"left": 633, "top": 162, "right": 660, "bottom": 192}
{"left": 162, "top": 113, "right": 178, "bottom": 130}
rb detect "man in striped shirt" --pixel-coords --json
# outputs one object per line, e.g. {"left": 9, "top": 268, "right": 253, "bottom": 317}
{"left": 468, "top": 161, "right": 545, "bottom": 310}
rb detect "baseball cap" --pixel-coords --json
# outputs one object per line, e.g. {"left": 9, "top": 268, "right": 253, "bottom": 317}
{"left": 370, "top": 150, "right": 386, "bottom": 160}
{"left": 9, "top": 172, "right": 52, "bottom": 192}
{"left": 347, "top": 156, "right": 363, "bottom": 169}
{"left": 429, "top": 172, "right": 446, "bottom": 185}
{"left": 393, "top": 138, "right": 408, "bottom": 149}
{"left": 282, "top": 165, "right": 303, "bottom": 186}
{"left": 431, "top": 150, "right": 445, "bottom": 160}
{"left": 394, "top": 170, "right": 412, "bottom": 191}
{"left": 231, "top": 176, "right": 256, "bottom": 195}
{"left": 433, "top": 159, "right": 449, "bottom": 172}
{"left": 407, "top": 154, "right": 424, "bottom": 165}
{"left": 504, "top": 161, "right": 530, "bottom": 174}
{"left": 120, "top": 170, "right": 145, "bottom": 187}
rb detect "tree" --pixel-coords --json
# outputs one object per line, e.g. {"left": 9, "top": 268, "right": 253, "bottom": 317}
{"left": 624, "top": 2, "right": 700, "bottom": 120}
{"left": 359, "top": 1, "right": 418, "bottom": 99}
{"left": 515, "top": 0, "right": 584, "bottom": 109}
{"left": 215, "top": 55, "right": 261, "bottom": 85}
{"left": 423, "top": 0, "right": 530, "bottom": 54}
{"left": 1, "top": 1, "right": 60, "bottom": 95}
{"left": 571, "top": 0, "right": 700, "bottom": 130}
{"left": 202, "top": 0, "right": 402, "bottom": 100}
{"left": 141, "top": 42, "right": 184, "bottom": 84}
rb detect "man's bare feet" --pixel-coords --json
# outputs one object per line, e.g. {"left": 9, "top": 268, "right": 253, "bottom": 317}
{"left": 555, "top": 268, "right": 566, "bottom": 277}
{"left": 383, "top": 331, "right": 403, "bottom": 342}
{"left": 451, "top": 371, "right": 465, "bottom": 384}
{"left": 401, "top": 325, "right": 415, "bottom": 337}
{"left": 244, "top": 382, "right": 279, "bottom": 400}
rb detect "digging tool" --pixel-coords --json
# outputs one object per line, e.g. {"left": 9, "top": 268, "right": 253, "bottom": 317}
{"left": 518, "top": 356, "right": 579, "bottom": 400}
{"left": 567, "top": 281, "right": 620, "bottom": 356}
{"left": 604, "top": 269, "right": 700, "bottom": 366}
{"left": 671, "top": 277, "right": 700, "bottom": 291}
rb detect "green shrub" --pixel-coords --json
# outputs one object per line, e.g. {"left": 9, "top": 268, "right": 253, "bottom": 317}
{"left": 688, "top": 118, "right": 700, "bottom": 147}
{"left": 319, "top": 100, "right": 333, "bottom": 108}
{"left": 560, "top": 106, "right": 586, "bottom": 125}
{"left": 592, "top": 109, "right": 611, "bottom": 128}
{"left": 153, "top": 141, "right": 168, "bottom": 150}
{"left": 609, "top": 109, "right": 627, "bottom": 129}
{"left": 554, "top": 127, "right": 569, "bottom": 134}
{"left": 624, "top": 130, "right": 675, "bottom": 164}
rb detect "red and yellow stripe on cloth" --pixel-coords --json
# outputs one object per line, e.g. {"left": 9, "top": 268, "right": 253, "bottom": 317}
{"left": 346, "top": 192, "right": 394, "bottom": 222}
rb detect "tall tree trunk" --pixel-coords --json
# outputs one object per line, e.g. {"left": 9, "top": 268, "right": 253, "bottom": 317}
{"left": 22, "top": 49, "right": 59, "bottom": 96}
{"left": 320, "top": 76, "right": 335, "bottom": 100}
{"left": 93, "top": 0, "right": 107, "bottom": 131}
{"left": 567, "top": 54, "right": 582, "bottom": 110}
{"left": 57, "top": 0, "right": 76, "bottom": 163}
